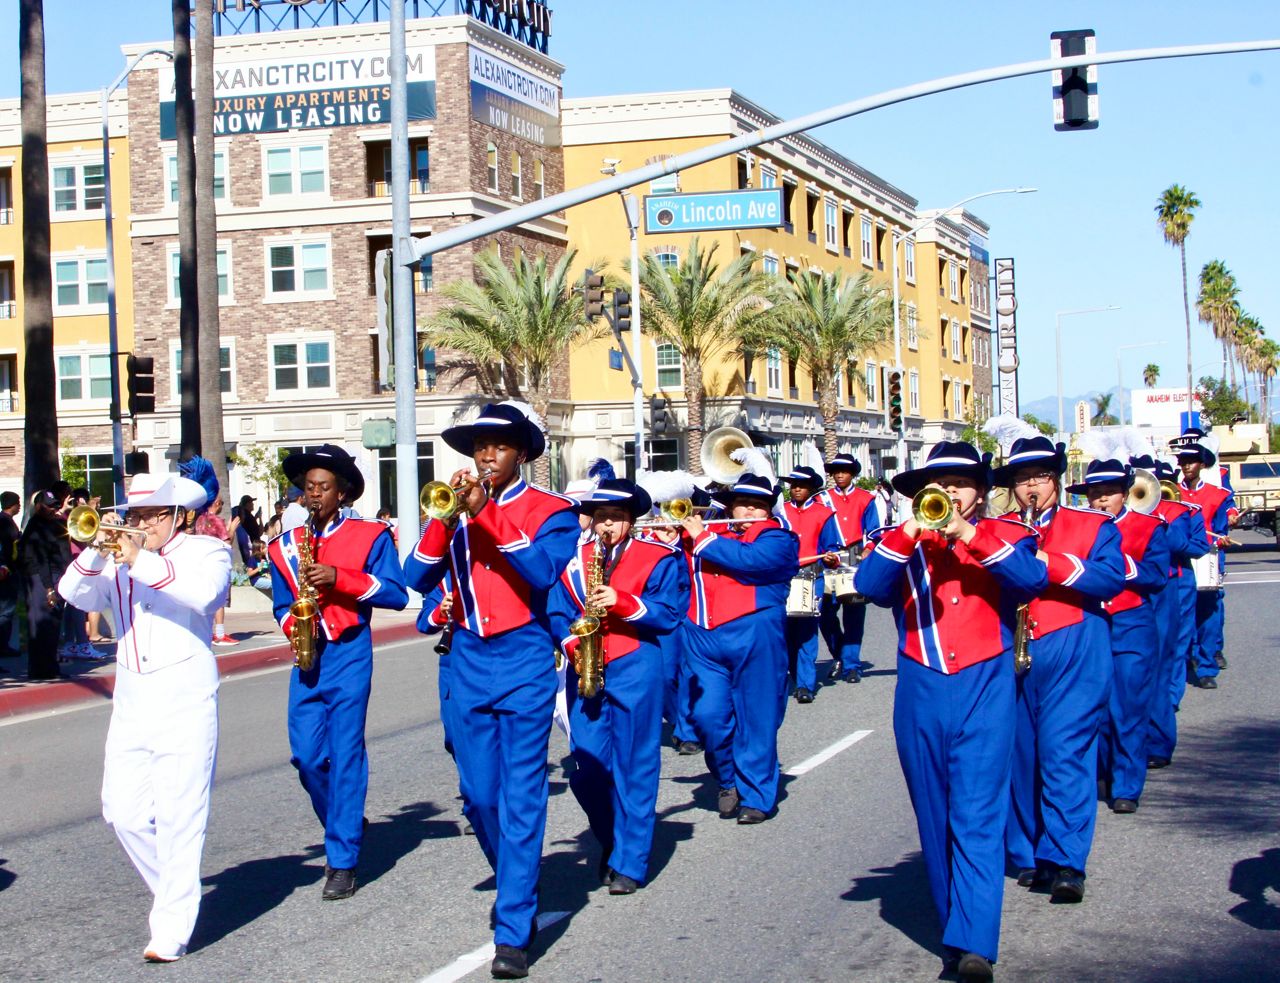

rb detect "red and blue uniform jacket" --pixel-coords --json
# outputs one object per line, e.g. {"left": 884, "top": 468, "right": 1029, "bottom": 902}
{"left": 818, "top": 485, "right": 880, "bottom": 549}
{"left": 1179, "top": 479, "right": 1236, "bottom": 548}
{"left": 855, "top": 518, "right": 1046, "bottom": 674}
{"left": 1153, "top": 499, "right": 1208, "bottom": 578}
{"left": 405, "top": 477, "right": 579, "bottom": 639}
{"left": 1007, "top": 505, "right": 1126, "bottom": 637}
{"left": 683, "top": 518, "right": 799, "bottom": 629}
{"left": 268, "top": 514, "right": 408, "bottom": 642}
{"left": 549, "top": 536, "right": 686, "bottom": 664}
{"left": 1101, "top": 509, "right": 1170, "bottom": 617}
{"left": 783, "top": 497, "right": 843, "bottom": 591}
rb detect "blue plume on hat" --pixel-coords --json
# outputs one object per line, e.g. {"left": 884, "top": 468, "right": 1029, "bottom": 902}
{"left": 586, "top": 457, "right": 616, "bottom": 483}
{"left": 178, "top": 456, "right": 219, "bottom": 514}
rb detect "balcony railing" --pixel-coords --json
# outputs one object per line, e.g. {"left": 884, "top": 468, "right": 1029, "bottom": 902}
{"left": 368, "top": 178, "right": 430, "bottom": 198}
{"left": 0, "top": 392, "right": 18, "bottom": 413}
{"left": 0, "top": 301, "right": 15, "bottom": 319}
{"left": 0, "top": 208, "right": 12, "bottom": 225}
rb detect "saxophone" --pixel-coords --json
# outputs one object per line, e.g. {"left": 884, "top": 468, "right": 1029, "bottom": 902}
{"left": 568, "top": 535, "right": 606, "bottom": 698}
{"left": 289, "top": 506, "right": 321, "bottom": 671}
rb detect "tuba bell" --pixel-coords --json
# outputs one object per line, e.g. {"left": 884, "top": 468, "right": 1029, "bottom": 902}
{"left": 912, "top": 485, "right": 954, "bottom": 531}
{"left": 1127, "top": 468, "right": 1161, "bottom": 515}
{"left": 700, "top": 426, "right": 754, "bottom": 485}
{"left": 1160, "top": 480, "right": 1181, "bottom": 503}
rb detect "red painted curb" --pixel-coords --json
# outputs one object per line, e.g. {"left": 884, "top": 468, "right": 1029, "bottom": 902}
{"left": 0, "top": 620, "right": 424, "bottom": 721}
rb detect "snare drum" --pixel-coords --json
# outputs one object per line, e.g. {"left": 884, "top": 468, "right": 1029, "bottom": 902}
{"left": 786, "top": 575, "right": 821, "bottom": 617}
{"left": 1191, "top": 550, "right": 1222, "bottom": 592}
{"left": 831, "top": 565, "right": 868, "bottom": 605}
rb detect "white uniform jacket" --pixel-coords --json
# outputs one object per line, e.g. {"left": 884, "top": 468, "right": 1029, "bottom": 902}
{"left": 59, "top": 533, "right": 233, "bottom": 675}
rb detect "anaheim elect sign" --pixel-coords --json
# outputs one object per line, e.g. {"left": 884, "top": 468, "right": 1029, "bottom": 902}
{"left": 159, "top": 38, "right": 437, "bottom": 138}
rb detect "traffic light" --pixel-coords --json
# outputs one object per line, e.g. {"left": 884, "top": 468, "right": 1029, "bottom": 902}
{"left": 126, "top": 354, "right": 155, "bottom": 416}
{"left": 583, "top": 269, "right": 605, "bottom": 319}
{"left": 650, "top": 394, "right": 670, "bottom": 435}
{"left": 612, "top": 289, "right": 632, "bottom": 331}
{"left": 1051, "top": 29, "right": 1098, "bottom": 131}
{"left": 124, "top": 450, "right": 150, "bottom": 476}
{"left": 375, "top": 248, "right": 394, "bottom": 337}
{"left": 886, "top": 367, "right": 904, "bottom": 432}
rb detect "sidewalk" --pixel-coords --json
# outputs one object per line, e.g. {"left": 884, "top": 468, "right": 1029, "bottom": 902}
{"left": 0, "top": 587, "right": 422, "bottom": 721}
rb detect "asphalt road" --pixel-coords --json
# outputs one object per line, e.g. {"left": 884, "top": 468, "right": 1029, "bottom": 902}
{"left": 1, "top": 552, "right": 1278, "bottom": 983}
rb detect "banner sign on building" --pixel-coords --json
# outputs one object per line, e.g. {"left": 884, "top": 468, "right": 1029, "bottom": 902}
{"left": 1129, "top": 387, "right": 1205, "bottom": 429}
{"left": 994, "top": 257, "right": 1020, "bottom": 415}
{"left": 469, "top": 46, "right": 561, "bottom": 148}
{"left": 159, "top": 39, "right": 437, "bottom": 139}
{"left": 643, "top": 189, "right": 784, "bottom": 235}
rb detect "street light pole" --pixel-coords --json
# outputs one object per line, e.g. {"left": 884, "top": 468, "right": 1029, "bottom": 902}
{"left": 1115, "top": 341, "right": 1164, "bottom": 426}
{"left": 101, "top": 48, "right": 171, "bottom": 506}
{"left": 1055, "top": 305, "right": 1121, "bottom": 433}
{"left": 619, "top": 192, "right": 645, "bottom": 472}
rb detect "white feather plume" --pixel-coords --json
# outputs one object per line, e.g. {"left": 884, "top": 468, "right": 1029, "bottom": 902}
{"left": 982, "top": 413, "right": 1040, "bottom": 452}
{"left": 730, "top": 445, "right": 777, "bottom": 485}
{"left": 1116, "top": 426, "right": 1156, "bottom": 462}
{"left": 634, "top": 469, "right": 696, "bottom": 507}
{"left": 1076, "top": 428, "right": 1119, "bottom": 462}
{"left": 803, "top": 440, "right": 826, "bottom": 475}
{"left": 498, "top": 399, "right": 546, "bottom": 433}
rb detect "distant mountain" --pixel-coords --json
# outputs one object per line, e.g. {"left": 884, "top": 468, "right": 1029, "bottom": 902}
{"left": 1019, "top": 386, "right": 1125, "bottom": 433}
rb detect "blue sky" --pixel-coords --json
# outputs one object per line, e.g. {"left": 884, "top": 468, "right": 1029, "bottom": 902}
{"left": 3, "top": 1, "right": 1277, "bottom": 410}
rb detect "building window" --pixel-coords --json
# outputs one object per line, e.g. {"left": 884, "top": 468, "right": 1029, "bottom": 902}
{"left": 168, "top": 246, "right": 231, "bottom": 305}
{"left": 824, "top": 200, "right": 838, "bottom": 251}
{"left": 173, "top": 342, "right": 234, "bottom": 399}
{"left": 266, "top": 239, "right": 331, "bottom": 300}
{"left": 954, "top": 381, "right": 965, "bottom": 418}
{"left": 534, "top": 159, "right": 545, "bottom": 199}
{"left": 762, "top": 254, "right": 779, "bottom": 277}
{"left": 656, "top": 343, "right": 682, "bottom": 389}
{"left": 51, "top": 161, "right": 105, "bottom": 215}
{"left": 167, "top": 151, "right": 226, "bottom": 204}
{"left": 264, "top": 144, "right": 326, "bottom": 197}
{"left": 865, "top": 361, "right": 877, "bottom": 405}
{"left": 56, "top": 350, "right": 112, "bottom": 404}
{"left": 949, "top": 260, "right": 959, "bottom": 301}
{"left": 53, "top": 254, "right": 108, "bottom": 314}
{"left": 952, "top": 322, "right": 962, "bottom": 361}
{"left": 511, "top": 151, "right": 522, "bottom": 199}
{"left": 909, "top": 370, "right": 920, "bottom": 413}
{"left": 904, "top": 239, "right": 916, "bottom": 282}
{"left": 372, "top": 143, "right": 430, "bottom": 196}
{"left": 377, "top": 441, "right": 436, "bottom": 513}
{"left": 269, "top": 335, "right": 334, "bottom": 396}
{"left": 766, "top": 347, "right": 782, "bottom": 395}
{"left": 486, "top": 143, "right": 498, "bottom": 192}
{"left": 759, "top": 165, "right": 776, "bottom": 189}
{"left": 906, "top": 304, "right": 919, "bottom": 350}
{"left": 654, "top": 249, "right": 679, "bottom": 269}
{"left": 860, "top": 216, "right": 874, "bottom": 265}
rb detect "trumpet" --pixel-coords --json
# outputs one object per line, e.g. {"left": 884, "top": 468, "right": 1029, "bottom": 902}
{"left": 657, "top": 498, "right": 712, "bottom": 522}
{"left": 634, "top": 517, "right": 768, "bottom": 530}
{"left": 66, "top": 505, "right": 148, "bottom": 554}
{"left": 911, "top": 486, "right": 953, "bottom": 531}
{"left": 420, "top": 469, "right": 493, "bottom": 524}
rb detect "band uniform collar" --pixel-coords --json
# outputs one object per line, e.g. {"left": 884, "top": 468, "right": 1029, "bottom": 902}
{"left": 496, "top": 476, "right": 528, "bottom": 506}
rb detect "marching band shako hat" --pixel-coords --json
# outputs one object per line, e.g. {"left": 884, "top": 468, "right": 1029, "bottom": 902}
{"left": 1066, "top": 459, "right": 1133, "bottom": 496}
{"left": 282, "top": 443, "right": 366, "bottom": 501}
{"left": 574, "top": 478, "right": 653, "bottom": 519}
{"left": 441, "top": 402, "right": 546, "bottom": 462}
{"left": 1128, "top": 454, "right": 1157, "bottom": 471}
{"left": 1152, "top": 460, "right": 1178, "bottom": 482}
{"left": 991, "top": 435, "right": 1068, "bottom": 487}
{"left": 711, "top": 472, "right": 779, "bottom": 510}
{"left": 780, "top": 466, "right": 825, "bottom": 490}
{"left": 891, "top": 441, "right": 992, "bottom": 499}
{"left": 1172, "top": 428, "right": 1216, "bottom": 466}
{"left": 125, "top": 472, "right": 208, "bottom": 511}
{"left": 825, "top": 454, "right": 862, "bottom": 476}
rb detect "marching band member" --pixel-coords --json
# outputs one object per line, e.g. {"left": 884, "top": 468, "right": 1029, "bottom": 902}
{"left": 995, "top": 436, "right": 1125, "bottom": 904}
{"left": 268, "top": 445, "right": 408, "bottom": 902}
{"left": 780, "top": 466, "right": 842, "bottom": 704}
{"left": 855, "top": 442, "right": 1046, "bottom": 983}
{"left": 407, "top": 403, "right": 578, "bottom": 980}
{"left": 1175, "top": 433, "right": 1237, "bottom": 688}
{"left": 1068, "top": 461, "right": 1170, "bottom": 814}
{"left": 549, "top": 479, "right": 685, "bottom": 895}
{"left": 58, "top": 473, "right": 232, "bottom": 963}
{"left": 1138, "top": 458, "right": 1208, "bottom": 770}
{"left": 677, "top": 473, "right": 798, "bottom": 824}
{"left": 817, "top": 454, "right": 880, "bottom": 682}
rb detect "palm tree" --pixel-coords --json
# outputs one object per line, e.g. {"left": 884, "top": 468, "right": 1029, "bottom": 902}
{"left": 752, "top": 269, "right": 893, "bottom": 458}
{"left": 1142, "top": 363, "right": 1160, "bottom": 388}
{"left": 636, "top": 238, "right": 778, "bottom": 474}
{"left": 1155, "top": 185, "right": 1200, "bottom": 408}
{"left": 1233, "top": 311, "right": 1260, "bottom": 411}
{"left": 426, "top": 247, "right": 601, "bottom": 486}
{"left": 20, "top": 0, "right": 58, "bottom": 497}
{"left": 1256, "top": 336, "right": 1279, "bottom": 427}
{"left": 172, "top": 0, "right": 200, "bottom": 458}
{"left": 1091, "top": 393, "right": 1118, "bottom": 427}
{"left": 1196, "top": 260, "right": 1239, "bottom": 388}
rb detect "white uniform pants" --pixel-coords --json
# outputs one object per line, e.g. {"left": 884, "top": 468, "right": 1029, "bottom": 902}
{"left": 103, "top": 654, "right": 218, "bottom": 949}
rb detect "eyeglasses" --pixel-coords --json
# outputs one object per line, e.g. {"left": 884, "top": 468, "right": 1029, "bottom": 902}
{"left": 125, "top": 509, "right": 171, "bottom": 527}
{"left": 1013, "top": 472, "right": 1057, "bottom": 488}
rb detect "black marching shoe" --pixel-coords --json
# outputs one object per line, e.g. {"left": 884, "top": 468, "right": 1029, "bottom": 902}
{"left": 956, "top": 952, "right": 994, "bottom": 983}
{"left": 322, "top": 866, "right": 357, "bottom": 900}
{"left": 795, "top": 688, "right": 814, "bottom": 704}
{"left": 827, "top": 659, "right": 843, "bottom": 680}
{"left": 737, "top": 807, "right": 767, "bottom": 825}
{"left": 1147, "top": 756, "right": 1171, "bottom": 770}
{"left": 676, "top": 740, "right": 703, "bottom": 755}
{"left": 490, "top": 945, "right": 528, "bottom": 980}
{"left": 1016, "top": 866, "right": 1054, "bottom": 889}
{"left": 608, "top": 873, "right": 638, "bottom": 895}
{"left": 1195, "top": 676, "right": 1218, "bottom": 690}
{"left": 718, "top": 787, "right": 740, "bottom": 818}
{"left": 1112, "top": 798, "right": 1139, "bottom": 814}
{"left": 1050, "top": 867, "right": 1086, "bottom": 903}
{"left": 1214, "top": 651, "right": 1228, "bottom": 670}
{"left": 842, "top": 667, "right": 862, "bottom": 684}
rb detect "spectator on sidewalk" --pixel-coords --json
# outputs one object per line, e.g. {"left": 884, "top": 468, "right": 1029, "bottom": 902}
{"left": 280, "top": 485, "right": 308, "bottom": 532}
{"left": 263, "top": 498, "right": 287, "bottom": 541}
{"left": 0, "top": 491, "right": 21, "bottom": 661}
{"left": 194, "top": 494, "right": 236, "bottom": 647}
{"left": 19, "top": 490, "right": 71, "bottom": 680}
{"left": 237, "top": 495, "right": 262, "bottom": 543}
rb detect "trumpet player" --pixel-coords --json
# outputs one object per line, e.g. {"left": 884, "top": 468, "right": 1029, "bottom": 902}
{"left": 1067, "top": 461, "right": 1170, "bottom": 814}
{"left": 267, "top": 445, "right": 407, "bottom": 902}
{"left": 407, "top": 402, "right": 578, "bottom": 980}
{"left": 817, "top": 454, "right": 880, "bottom": 682}
{"left": 57, "top": 473, "right": 231, "bottom": 963}
{"left": 780, "top": 466, "right": 842, "bottom": 704}
{"left": 548, "top": 479, "right": 686, "bottom": 895}
{"left": 994, "top": 436, "right": 1125, "bottom": 904}
{"left": 855, "top": 442, "right": 1046, "bottom": 982}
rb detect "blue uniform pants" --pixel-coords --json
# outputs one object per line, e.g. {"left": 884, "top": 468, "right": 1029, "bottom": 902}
{"left": 1171, "top": 573, "right": 1197, "bottom": 707}
{"left": 567, "top": 645, "right": 663, "bottom": 884}
{"left": 896, "top": 654, "right": 1014, "bottom": 962}
{"left": 288, "top": 632, "right": 374, "bottom": 870}
{"left": 437, "top": 650, "right": 456, "bottom": 759}
{"left": 1192, "top": 589, "right": 1224, "bottom": 679}
{"left": 1103, "top": 608, "right": 1158, "bottom": 801}
{"left": 1006, "top": 616, "right": 1112, "bottom": 873}
{"left": 785, "top": 615, "right": 820, "bottom": 694}
{"left": 684, "top": 610, "right": 786, "bottom": 813}
{"left": 1145, "top": 584, "right": 1181, "bottom": 762}
{"left": 660, "top": 625, "right": 697, "bottom": 744}
{"left": 820, "top": 595, "right": 867, "bottom": 668}
{"left": 449, "top": 622, "right": 555, "bottom": 949}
